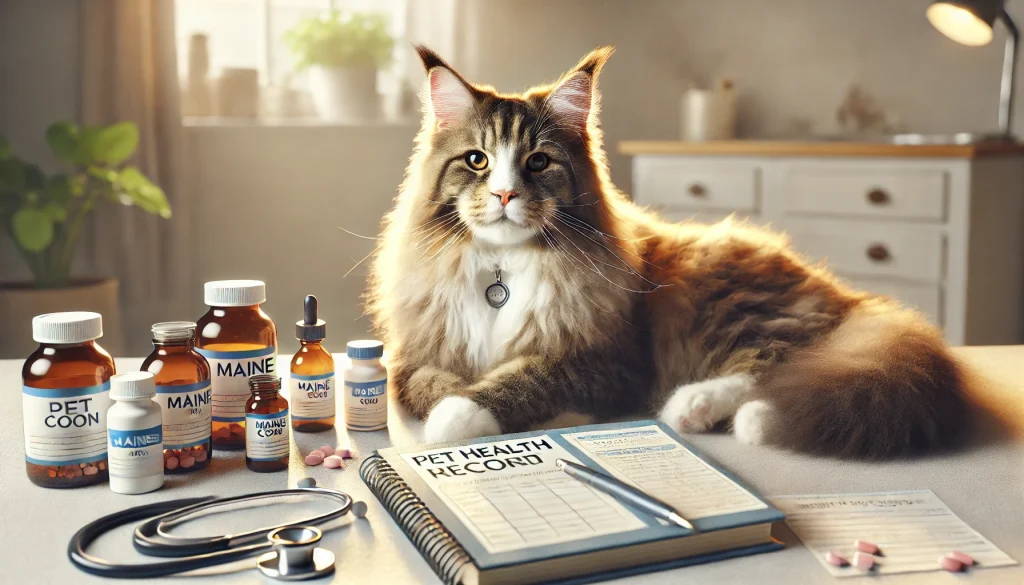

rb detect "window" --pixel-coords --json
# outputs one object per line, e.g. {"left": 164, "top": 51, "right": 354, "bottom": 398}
{"left": 175, "top": 0, "right": 411, "bottom": 124}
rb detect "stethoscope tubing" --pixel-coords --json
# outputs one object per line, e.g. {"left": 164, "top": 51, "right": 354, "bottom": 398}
{"left": 67, "top": 488, "right": 353, "bottom": 579}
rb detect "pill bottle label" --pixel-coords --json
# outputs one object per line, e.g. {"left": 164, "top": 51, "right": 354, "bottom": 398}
{"left": 22, "top": 382, "right": 111, "bottom": 466}
{"left": 196, "top": 346, "right": 276, "bottom": 423}
{"left": 289, "top": 372, "right": 335, "bottom": 421}
{"left": 108, "top": 424, "right": 163, "bottom": 479}
{"left": 245, "top": 410, "right": 289, "bottom": 461}
{"left": 345, "top": 378, "right": 387, "bottom": 431}
{"left": 156, "top": 381, "right": 213, "bottom": 450}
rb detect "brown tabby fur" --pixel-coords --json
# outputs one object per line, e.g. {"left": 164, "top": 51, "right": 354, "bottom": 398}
{"left": 367, "top": 45, "right": 974, "bottom": 458}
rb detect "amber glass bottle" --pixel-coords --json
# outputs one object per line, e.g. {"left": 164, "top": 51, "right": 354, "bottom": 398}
{"left": 142, "top": 322, "right": 213, "bottom": 473}
{"left": 245, "top": 374, "right": 289, "bottom": 472}
{"left": 195, "top": 280, "right": 277, "bottom": 450}
{"left": 290, "top": 295, "right": 335, "bottom": 432}
{"left": 22, "top": 312, "right": 115, "bottom": 488}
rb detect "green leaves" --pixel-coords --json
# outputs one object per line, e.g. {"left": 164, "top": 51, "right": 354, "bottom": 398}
{"left": 116, "top": 166, "right": 171, "bottom": 218}
{"left": 46, "top": 120, "right": 139, "bottom": 166}
{"left": 284, "top": 10, "right": 395, "bottom": 70}
{"left": 12, "top": 207, "right": 54, "bottom": 252}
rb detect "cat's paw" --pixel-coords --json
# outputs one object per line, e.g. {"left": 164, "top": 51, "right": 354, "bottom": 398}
{"left": 424, "top": 396, "right": 501, "bottom": 443}
{"left": 658, "top": 374, "right": 754, "bottom": 434}
{"left": 733, "top": 400, "right": 772, "bottom": 445}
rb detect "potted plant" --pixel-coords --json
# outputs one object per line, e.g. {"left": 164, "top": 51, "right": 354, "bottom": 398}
{"left": 284, "top": 10, "right": 395, "bottom": 122}
{"left": 0, "top": 121, "right": 170, "bottom": 357}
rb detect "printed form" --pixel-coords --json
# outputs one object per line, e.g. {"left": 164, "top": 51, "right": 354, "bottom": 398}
{"left": 563, "top": 424, "right": 767, "bottom": 519}
{"left": 401, "top": 436, "right": 646, "bottom": 553}
{"left": 772, "top": 490, "right": 1017, "bottom": 577}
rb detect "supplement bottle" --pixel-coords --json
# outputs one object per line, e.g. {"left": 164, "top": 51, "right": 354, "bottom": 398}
{"left": 107, "top": 372, "right": 164, "bottom": 494}
{"left": 196, "top": 280, "right": 277, "bottom": 449}
{"left": 245, "top": 374, "right": 290, "bottom": 472}
{"left": 290, "top": 295, "right": 335, "bottom": 432}
{"left": 22, "top": 312, "right": 115, "bottom": 488}
{"left": 142, "top": 322, "right": 212, "bottom": 473}
{"left": 344, "top": 340, "right": 387, "bottom": 431}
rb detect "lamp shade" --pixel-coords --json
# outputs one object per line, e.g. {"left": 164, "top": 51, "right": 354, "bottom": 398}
{"left": 927, "top": 0, "right": 1006, "bottom": 45}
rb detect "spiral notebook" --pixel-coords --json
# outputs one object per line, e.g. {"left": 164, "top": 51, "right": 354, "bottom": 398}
{"left": 360, "top": 420, "right": 783, "bottom": 585}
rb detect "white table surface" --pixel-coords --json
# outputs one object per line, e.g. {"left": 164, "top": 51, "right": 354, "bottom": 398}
{"left": 2, "top": 350, "right": 1022, "bottom": 585}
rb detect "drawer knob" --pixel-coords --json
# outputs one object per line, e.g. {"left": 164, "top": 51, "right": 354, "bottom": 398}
{"left": 866, "top": 244, "right": 891, "bottom": 263}
{"left": 866, "top": 188, "right": 890, "bottom": 205}
{"left": 688, "top": 183, "right": 707, "bottom": 197}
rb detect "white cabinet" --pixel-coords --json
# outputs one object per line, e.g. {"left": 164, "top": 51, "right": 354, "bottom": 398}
{"left": 622, "top": 142, "right": 1024, "bottom": 345}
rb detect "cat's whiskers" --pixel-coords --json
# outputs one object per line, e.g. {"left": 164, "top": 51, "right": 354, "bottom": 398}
{"left": 413, "top": 212, "right": 461, "bottom": 245}
{"left": 552, "top": 214, "right": 665, "bottom": 291}
{"left": 554, "top": 210, "right": 665, "bottom": 272}
{"left": 547, "top": 219, "right": 660, "bottom": 294}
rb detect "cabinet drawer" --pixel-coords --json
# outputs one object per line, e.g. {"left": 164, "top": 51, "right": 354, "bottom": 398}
{"left": 845, "top": 277, "right": 942, "bottom": 326}
{"left": 785, "top": 219, "right": 944, "bottom": 283}
{"left": 634, "top": 157, "right": 759, "bottom": 212}
{"left": 783, "top": 167, "right": 947, "bottom": 221}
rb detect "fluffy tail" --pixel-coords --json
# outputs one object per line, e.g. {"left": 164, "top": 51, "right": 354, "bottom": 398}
{"left": 753, "top": 302, "right": 976, "bottom": 459}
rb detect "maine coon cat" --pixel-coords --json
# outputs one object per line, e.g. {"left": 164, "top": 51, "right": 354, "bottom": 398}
{"left": 368, "top": 45, "right": 972, "bottom": 458}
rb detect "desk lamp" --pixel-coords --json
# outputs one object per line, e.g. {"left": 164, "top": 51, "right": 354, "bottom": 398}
{"left": 895, "top": 0, "right": 1018, "bottom": 144}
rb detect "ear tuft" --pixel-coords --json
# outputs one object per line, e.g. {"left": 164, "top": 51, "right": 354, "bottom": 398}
{"left": 546, "top": 46, "right": 614, "bottom": 133}
{"left": 414, "top": 45, "right": 477, "bottom": 128}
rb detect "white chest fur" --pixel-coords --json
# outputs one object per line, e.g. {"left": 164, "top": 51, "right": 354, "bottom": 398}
{"left": 440, "top": 244, "right": 552, "bottom": 373}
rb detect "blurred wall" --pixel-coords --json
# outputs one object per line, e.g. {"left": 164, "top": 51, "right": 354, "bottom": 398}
{"left": 3, "top": 0, "right": 1024, "bottom": 356}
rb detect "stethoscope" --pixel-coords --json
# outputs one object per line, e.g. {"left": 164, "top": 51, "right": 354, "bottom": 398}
{"left": 69, "top": 487, "right": 367, "bottom": 580}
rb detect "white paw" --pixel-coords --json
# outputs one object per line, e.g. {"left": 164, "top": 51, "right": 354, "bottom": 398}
{"left": 658, "top": 374, "right": 754, "bottom": 433}
{"left": 424, "top": 396, "right": 501, "bottom": 443}
{"left": 733, "top": 400, "right": 771, "bottom": 445}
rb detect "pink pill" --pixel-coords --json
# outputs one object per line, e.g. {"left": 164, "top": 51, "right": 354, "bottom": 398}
{"left": 318, "top": 445, "right": 335, "bottom": 456}
{"left": 336, "top": 448, "right": 356, "bottom": 459}
{"left": 304, "top": 453, "right": 324, "bottom": 466}
{"left": 854, "top": 540, "right": 879, "bottom": 554}
{"left": 947, "top": 551, "right": 974, "bottom": 566}
{"left": 83, "top": 466, "right": 98, "bottom": 476}
{"left": 166, "top": 456, "right": 179, "bottom": 470}
{"left": 308, "top": 449, "right": 325, "bottom": 459}
{"left": 939, "top": 556, "right": 964, "bottom": 572}
{"left": 825, "top": 550, "right": 848, "bottom": 567}
{"left": 852, "top": 552, "right": 874, "bottom": 571}
{"left": 323, "top": 455, "right": 344, "bottom": 469}
{"left": 180, "top": 456, "right": 196, "bottom": 468}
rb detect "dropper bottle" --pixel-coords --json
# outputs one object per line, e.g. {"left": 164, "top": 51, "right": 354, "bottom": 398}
{"left": 289, "top": 295, "right": 335, "bottom": 432}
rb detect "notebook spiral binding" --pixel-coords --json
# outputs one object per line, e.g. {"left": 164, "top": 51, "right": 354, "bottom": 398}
{"left": 360, "top": 454, "right": 472, "bottom": 585}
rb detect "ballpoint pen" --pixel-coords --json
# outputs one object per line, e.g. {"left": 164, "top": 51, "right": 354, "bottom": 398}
{"left": 556, "top": 458, "right": 696, "bottom": 531}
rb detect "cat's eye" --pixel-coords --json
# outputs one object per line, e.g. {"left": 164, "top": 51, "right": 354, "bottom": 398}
{"left": 526, "top": 152, "right": 549, "bottom": 172}
{"left": 465, "top": 150, "right": 488, "bottom": 171}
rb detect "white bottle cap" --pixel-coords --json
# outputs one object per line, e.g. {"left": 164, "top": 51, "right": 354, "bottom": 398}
{"left": 110, "top": 372, "right": 157, "bottom": 400}
{"left": 204, "top": 280, "right": 267, "bottom": 307}
{"left": 32, "top": 312, "right": 103, "bottom": 344}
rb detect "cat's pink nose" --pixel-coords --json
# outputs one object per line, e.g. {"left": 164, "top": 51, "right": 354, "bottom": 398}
{"left": 493, "top": 190, "right": 519, "bottom": 207}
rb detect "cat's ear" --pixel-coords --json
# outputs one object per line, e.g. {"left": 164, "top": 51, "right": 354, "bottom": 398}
{"left": 414, "top": 44, "right": 476, "bottom": 128}
{"left": 547, "top": 46, "right": 615, "bottom": 133}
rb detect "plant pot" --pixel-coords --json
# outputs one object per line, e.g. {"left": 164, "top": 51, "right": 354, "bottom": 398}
{"left": 308, "top": 66, "right": 381, "bottom": 122}
{"left": 0, "top": 278, "right": 124, "bottom": 359}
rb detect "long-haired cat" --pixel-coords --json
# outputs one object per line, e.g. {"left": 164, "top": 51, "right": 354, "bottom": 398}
{"left": 368, "top": 45, "right": 973, "bottom": 458}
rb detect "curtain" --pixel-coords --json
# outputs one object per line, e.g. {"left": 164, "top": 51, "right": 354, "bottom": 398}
{"left": 80, "top": 0, "right": 193, "bottom": 351}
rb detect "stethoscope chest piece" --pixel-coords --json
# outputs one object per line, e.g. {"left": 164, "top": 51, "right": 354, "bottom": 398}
{"left": 256, "top": 526, "right": 335, "bottom": 581}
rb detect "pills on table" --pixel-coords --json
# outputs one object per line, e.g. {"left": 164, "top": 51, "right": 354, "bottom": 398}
{"left": 336, "top": 448, "right": 356, "bottom": 459}
{"left": 854, "top": 540, "right": 879, "bottom": 554}
{"left": 939, "top": 556, "right": 964, "bottom": 572}
{"left": 352, "top": 501, "right": 368, "bottom": 518}
{"left": 947, "top": 551, "right": 974, "bottom": 566}
{"left": 825, "top": 550, "right": 848, "bottom": 567}
{"left": 318, "top": 445, "right": 335, "bottom": 457}
{"left": 298, "top": 477, "right": 316, "bottom": 489}
{"left": 852, "top": 552, "right": 874, "bottom": 570}
{"left": 323, "top": 455, "right": 345, "bottom": 469}
{"left": 304, "top": 453, "right": 325, "bottom": 466}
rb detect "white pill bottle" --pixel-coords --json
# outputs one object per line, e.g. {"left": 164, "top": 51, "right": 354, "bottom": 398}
{"left": 107, "top": 372, "right": 164, "bottom": 494}
{"left": 343, "top": 340, "right": 387, "bottom": 431}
